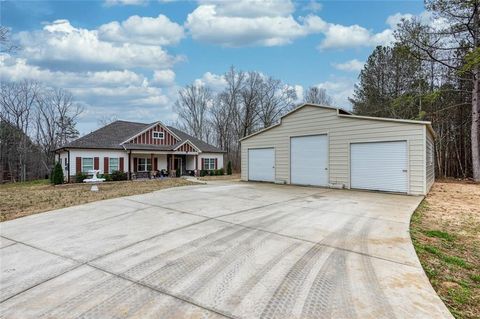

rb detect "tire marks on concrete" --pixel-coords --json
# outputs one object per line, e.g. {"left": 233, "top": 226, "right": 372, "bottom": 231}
{"left": 260, "top": 216, "right": 361, "bottom": 319}
{"left": 356, "top": 221, "right": 396, "bottom": 319}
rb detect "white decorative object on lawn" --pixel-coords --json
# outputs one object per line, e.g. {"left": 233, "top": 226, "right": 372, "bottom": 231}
{"left": 83, "top": 170, "right": 105, "bottom": 191}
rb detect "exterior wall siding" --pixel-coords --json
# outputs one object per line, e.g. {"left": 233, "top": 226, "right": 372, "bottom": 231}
{"left": 127, "top": 124, "right": 179, "bottom": 145}
{"left": 198, "top": 153, "right": 224, "bottom": 170}
{"left": 241, "top": 106, "right": 428, "bottom": 195}
{"left": 65, "top": 149, "right": 129, "bottom": 177}
{"left": 426, "top": 128, "right": 435, "bottom": 192}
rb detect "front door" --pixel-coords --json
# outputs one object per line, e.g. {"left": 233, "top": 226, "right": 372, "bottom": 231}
{"left": 174, "top": 158, "right": 182, "bottom": 173}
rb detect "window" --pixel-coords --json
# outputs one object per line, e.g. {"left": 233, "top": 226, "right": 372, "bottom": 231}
{"left": 203, "top": 158, "right": 215, "bottom": 170}
{"left": 152, "top": 131, "right": 164, "bottom": 139}
{"left": 109, "top": 157, "right": 119, "bottom": 174}
{"left": 64, "top": 157, "right": 68, "bottom": 170}
{"left": 137, "top": 158, "right": 152, "bottom": 172}
{"left": 82, "top": 158, "right": 93, "bottom": 172}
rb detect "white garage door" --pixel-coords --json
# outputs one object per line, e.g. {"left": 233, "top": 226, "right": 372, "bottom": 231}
{"left": 350, "top": 141, "right": 408, "bottom": 193}
{"left": 248, "top": 148, "right": 275, "bottom": 182}
{"left": 291, "top": 135, "right": 328, "bottom": 186}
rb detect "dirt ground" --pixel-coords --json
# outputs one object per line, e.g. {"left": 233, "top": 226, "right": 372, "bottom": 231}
{"left": 411, "top": 180, "right": 480, "bottom": 319}
{"left": 198, "top": 173, "right": 241, "bottom": 181}
{"left": 0, "top": 178, "right": 194, "bottom": 222}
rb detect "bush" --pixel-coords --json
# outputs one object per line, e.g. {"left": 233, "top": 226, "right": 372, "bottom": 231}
{"left": 227, "top": 161, "right": 232, "bottom": 175}
{"left": 200, "top": 170, "right": 207, "bottom": 177}
{"left": 75, "top": 172, "right": 87, "bottom": 183}
{"left": 110, "top": 170, "right": 127, "bottom": 181}
{"left": 209, "top": 170, "right": 215, "bottom": 176}
{"left": 99, "top": 173, "right": 113, "bottom": 182}
{"left": 51, "top": 162, "right": 64, "bottom": 185}
{"left": 176, "top": 168, "right": 181, "bottom": 177}
{"left": 218, "top": 168, "right": 224, "bottom": 175}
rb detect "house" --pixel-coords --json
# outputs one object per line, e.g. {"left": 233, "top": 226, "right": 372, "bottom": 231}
{"left": 240, "top": 103, "right": 435, "bottom": 195}
{"left": 55, "top": 120, "right": 225, "bottom": 182}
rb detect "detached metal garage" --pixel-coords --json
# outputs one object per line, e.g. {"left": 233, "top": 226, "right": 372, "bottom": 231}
{"left": 241, "top": 103, "right": 435, "bottom": 195}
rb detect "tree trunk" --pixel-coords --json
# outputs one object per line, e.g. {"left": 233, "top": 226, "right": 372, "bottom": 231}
{"left": 472, "top": 69, "right": 480, "bottom": 181}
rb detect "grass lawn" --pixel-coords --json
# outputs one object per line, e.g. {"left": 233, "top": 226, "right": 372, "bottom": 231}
{"left": 0, "top": 178, "right": 194, "bottom": 222}
{"left": 411, "top": 180, "right": 480, "bottom": 319}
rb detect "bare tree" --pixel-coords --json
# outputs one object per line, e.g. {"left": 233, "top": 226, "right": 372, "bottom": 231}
{"left": 35, "top": 88, "right": 82, "bottom": 171}
{"left": 0, "top": 26, "right": 19, "bottom": 53}
{"left": 97, "top": 115, "right": 118, "bottom": 127}
{"left": 0, "top": 80, "right": 41, "bottom": 181}
{"left": 174, "top": 84, "right": 212, "bottom": 142}
{"left": 257, "top": 77, "right": 297, "bottom": 128}
{"left": 304, "top": 86, "right": 333, "bottom": 105}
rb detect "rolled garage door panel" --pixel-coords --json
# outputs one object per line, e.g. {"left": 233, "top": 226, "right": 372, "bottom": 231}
{"left": 291, "top": 135, "right": 329, "bottom": 186}
{"left": 248, "top": 148, "right": 275, "bottom": 182}
{"left": 350, "top": 141, "right": 408, "bottom": 193}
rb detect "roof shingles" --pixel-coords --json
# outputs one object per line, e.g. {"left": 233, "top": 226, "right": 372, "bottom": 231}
{"left": 60, "top": 120, "right": 224, "bottom": 153}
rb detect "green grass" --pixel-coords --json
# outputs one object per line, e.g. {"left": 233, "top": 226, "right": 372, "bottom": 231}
{"left": 449, "top": 287, "right": 471, "bottom": 305}
{"left": 424, "top": 245, "right": 442, "bottom": 256}
{"left": 0, "top": 179, "right": 50, "bottom": 188}
{"left": 442, "top": 255, "right": 472, "bottom": 269}
{"left": 470, "top": 274, "right": 480, "bottom": 283}
{"left": 425, "top": 230, "right": 454, "bottom": 241}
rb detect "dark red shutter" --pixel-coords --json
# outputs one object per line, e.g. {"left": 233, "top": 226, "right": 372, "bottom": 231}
{"left": 154, "top": 157, "right": 158, "bottom": 170}
{"left": 133, "top": 158, "right": 138, "bottom": 172}
{"left": 76, "top": 157, "right": 81, "bottom": 173}
{"left": 201, "top": 158, "right": 205, "bottom": 170}
{"left": 119, "top": 157, "right": 124, "bottom": 172}
{"left": 104, "top": 157, "right": 109, "bottom": 174}
{"left": 94, "top": 157, "right": 99, "bottom": 170}
{"left": 214, "top": 158, "right": 217, "bottom": 170}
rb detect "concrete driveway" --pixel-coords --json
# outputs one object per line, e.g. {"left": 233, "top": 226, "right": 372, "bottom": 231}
{"left": 0, "top": 181, "right": 452, "bottom": 318}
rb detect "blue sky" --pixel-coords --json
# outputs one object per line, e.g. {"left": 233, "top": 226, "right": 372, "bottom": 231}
{"left": 1, "top": 0, "right": 425, "bottom": 134}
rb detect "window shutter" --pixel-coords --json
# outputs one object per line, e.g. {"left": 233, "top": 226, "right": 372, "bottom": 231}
{"left": 76, "top": 157, "right": 81, "bottom": 174}
{"left": 94, "top": 157, "right": 99, "bottom": 170}
{"left": 133, "top": 158, "right": 138, "bottom": 172}
{"left": 214, "top": 158, "right": 218, "bottom": 169}
{"left": 104, "top": 157, "right": 109, "bottom": 174}
{"left": 119, "top": 157, "right": 124, "bottom": 172}
{"left": 153, "top": 157, "right": 158, "bottom": 171}
{"left": 201, "top": 158, "right": 205, "bottom": 170}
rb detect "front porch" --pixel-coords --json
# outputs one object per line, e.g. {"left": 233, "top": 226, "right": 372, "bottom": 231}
{"left": 127, "top": 152, "right": 200, "bottom": 179}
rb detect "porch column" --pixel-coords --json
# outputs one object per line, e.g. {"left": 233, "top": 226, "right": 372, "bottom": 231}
{"left": 150, "top": 153, "right": 154, "bottom": 174}
{"left": 195, "top": 154, "right": 198, "bottom": 176}
{"left": 128, "top": 151, "right": 132, "bottom": 180}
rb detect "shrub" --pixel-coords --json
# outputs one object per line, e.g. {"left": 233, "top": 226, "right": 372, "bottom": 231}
{"left": 51, "top": 162, "right": 64, "bottom": 185}
{"left": 209, "top": 170, "right": 215, "bottom": 176}
{"left": 99, "top": 173, "right": 113, "bottom": 182}
{"left": 110, "top": 170, "right": 127, "bottom": 181}
{"left": 218, "top": 168, "right": 224, "bottom": 175}
{"left": 176, "top": 168, "right": 181, "bottom": 177}
{"left": 227, "top": 161, "right": 232, "bottom": 175}
{"left": 75, "top": 172, "right": 87, "bottom": 183}
{"left": 200, "top": 170, "right": 207, "bottom": 177}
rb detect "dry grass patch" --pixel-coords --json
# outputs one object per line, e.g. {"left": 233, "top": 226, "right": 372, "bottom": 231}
{"left": 198, "top": 173, "right": 241, "bottom": 181}
{"left": 411, "top": 180, "right": 480, "bottom": 319}
{"left": 0, "top": 178, "right": 194, "bottom": 222}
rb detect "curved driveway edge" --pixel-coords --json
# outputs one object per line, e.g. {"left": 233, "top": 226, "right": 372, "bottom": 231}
{"left": 0, "top": 181, "right": 453, "bottom": 318}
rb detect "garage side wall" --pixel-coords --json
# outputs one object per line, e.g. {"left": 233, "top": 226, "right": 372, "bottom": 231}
{"left": 241, "top": 106, "right": 426, "bottom": 195}
{"left": 426, "top": 128, "right": 435, "bottom": 192}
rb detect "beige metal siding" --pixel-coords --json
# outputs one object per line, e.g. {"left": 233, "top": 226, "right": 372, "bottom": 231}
{"left": 241, "top": 105, "right": 427, "bottom": 195}
{"left": 426, "top": 128, "right": 435, "bottom": 192}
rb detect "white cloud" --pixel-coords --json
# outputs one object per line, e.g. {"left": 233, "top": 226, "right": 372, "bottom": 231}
{"left": 303, "top": 0, "right": 322, "bottom": 13}
{"left": 332, "top": 59, "right": 365, "bottom": 72}
{"left": 152, "top": 69, "right": 176, "bottom": 86}
{"left": 17, "top": 19, "right": 181, "bottom": 70}
{"left": 104, "top": 0, "right": 147, "bottom": 6}
{"left": 193, "top": 72, "right": 227, "bottom": 91}
{"left": 98, "top": 14, "right": 184, "bottom": 46}
{"left": 318, "top": 23, "right": 394, "bottom": 50}
{"left": 313, "top": 77, "right": 357, "bottom": 109}
{"left": 185, "top": 2, "right": 308, "bottom": 47}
